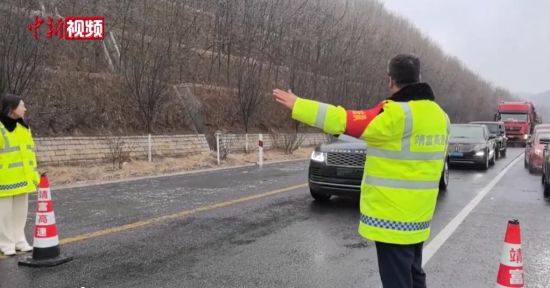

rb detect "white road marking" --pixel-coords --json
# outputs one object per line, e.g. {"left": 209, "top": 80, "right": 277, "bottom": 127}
{"left": 422, "top": 154, "right": 523, "bottom": 266}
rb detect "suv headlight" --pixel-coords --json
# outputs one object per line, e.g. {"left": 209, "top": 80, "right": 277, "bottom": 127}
{"left": 535, "top": 149, "right": 543, "bottom": 156}
{"left": 310, "top": 151, "right": 326, "bottom": 162}
{"left": 473, "top": 144, "right": 486, "bottom": 151}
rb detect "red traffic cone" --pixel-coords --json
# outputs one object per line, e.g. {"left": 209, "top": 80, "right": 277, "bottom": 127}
{"left": 19, "top": 175, "right": 73, "bottom": 267}
{"left": 496, "top": 220, "right": 524, "bottom": 287}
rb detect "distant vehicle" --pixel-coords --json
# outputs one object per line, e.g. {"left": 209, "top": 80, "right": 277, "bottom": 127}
{"left": 525, "top": 123, "right": 550, "bottom": 168}
{"left": 540, "top": 137, "right": 550, "bottom": 198}
{"left": 448, "top": 124, "right": 496, "bottom": 170}
{"left": 495, "top": 101, "right": 541, "bottom": 147}
{"left": 308, "top": 135, "right": 449, "bottom": 201}
{"left": 532, "top": 123, "right": 550, "bottom": 136}
{"left": 470, "top": 121, "right": 507, "bottom": 159}
{"left": 524, "top": 129, "right": 550, "bottom": 174}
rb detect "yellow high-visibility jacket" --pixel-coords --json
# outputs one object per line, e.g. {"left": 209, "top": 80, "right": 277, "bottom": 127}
{"left": 292, "top": 88, "right": 449, "bottom": 244}
{"left": 0, "top": 121, "right": 39, "bottom": 197}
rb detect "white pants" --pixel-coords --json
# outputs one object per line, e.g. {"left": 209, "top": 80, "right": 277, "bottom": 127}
{"left": 0, "top": 193, "right": 30, "bottom": 250}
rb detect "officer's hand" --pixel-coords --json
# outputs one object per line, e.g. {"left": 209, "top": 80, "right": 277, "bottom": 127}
{"left": 272, "top": 89, "right": 297, "bottom": 110}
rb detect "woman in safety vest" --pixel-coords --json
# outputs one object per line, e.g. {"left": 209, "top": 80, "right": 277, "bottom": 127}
{"left": 0, "top": 93, "right": 39, "bottom": 256}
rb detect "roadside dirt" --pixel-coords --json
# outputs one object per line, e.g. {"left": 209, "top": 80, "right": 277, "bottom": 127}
{"left": 41, "top": 147, "right": 314, "bottom": 186}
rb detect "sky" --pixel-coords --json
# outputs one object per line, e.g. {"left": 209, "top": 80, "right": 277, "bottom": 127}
{"left": 381, "top": 0, "right": 550, "bottom": 95}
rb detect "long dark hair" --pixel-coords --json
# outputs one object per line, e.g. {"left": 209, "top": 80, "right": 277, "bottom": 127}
{"left": 1, "top": 93, "right": 23, "bottom": 117}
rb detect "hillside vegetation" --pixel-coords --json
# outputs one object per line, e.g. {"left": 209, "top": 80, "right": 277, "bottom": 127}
{"left": 0, "top": 0, "right": 515, "bottom": 137}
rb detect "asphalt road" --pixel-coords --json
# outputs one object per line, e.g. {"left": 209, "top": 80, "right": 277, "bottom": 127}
{"left": 1, "top": 148, "right": 547, "bottom": 288}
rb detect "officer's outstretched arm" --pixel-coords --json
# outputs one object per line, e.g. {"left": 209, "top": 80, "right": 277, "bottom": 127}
{"left": 273, "top": 89, "right": 385, "bottom": 138}
{"left": 291, "top": 97, "right": 347, "bottom": 135}
{"left": 291, "top": 97, "right": 386, "bottom": 138}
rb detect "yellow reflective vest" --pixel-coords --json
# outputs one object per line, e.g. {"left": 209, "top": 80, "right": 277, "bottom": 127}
{"left": 0, "top": 122, "right": 39, "bottom": 197}
{"left": 293, "top": 96, "right": 449, "bottom": 244}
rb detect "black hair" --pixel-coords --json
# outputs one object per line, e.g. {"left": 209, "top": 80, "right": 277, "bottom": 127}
{"left": 1, "top": 93, "right": 23, "bottom": 117}
{"left": 388, "top": 54, "right": 421, "bottom": 87}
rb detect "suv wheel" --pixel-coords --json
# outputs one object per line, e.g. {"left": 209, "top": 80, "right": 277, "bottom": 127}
{"left": 439, "top": 161, "right": 449, "bottom": 191}
{"left": 528, "top": 163, "right": 537, "bottom": 174}
{"left": 489, "top": 150, "right": 496, "bottom": 166}
{"left": 310, "top": 188, "right": 331, "bottom": 202}
{"left": 544, "top": 175, "right": 550, "bottom": 198}
{"left": 478, "top": 152, "right": 489, "bottom": 170}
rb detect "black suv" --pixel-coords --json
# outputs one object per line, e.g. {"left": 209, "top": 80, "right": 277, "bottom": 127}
{"left": 448, "top": 124, "right": 496, "bottom": 170}
{"left": 308, "top": 135, "right": 449, "bottom": 201}
{"left": 470, "top": 121, "right": 507, "bottom": 159}
{"left": 540, "top": 137, "right": 550, "bottom": 198}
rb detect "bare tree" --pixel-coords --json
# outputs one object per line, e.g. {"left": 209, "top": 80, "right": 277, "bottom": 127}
{"left": 0, "top": 1, "right": 45, "bottom": 96}
{"left": 2, "top": 0, "right": 518, "bottom": 137}
{"left": 106, "top": 135, "right": 130, "bottom": 170}
{"left": 118, "top": 0, "right": 184, "bottom": 133}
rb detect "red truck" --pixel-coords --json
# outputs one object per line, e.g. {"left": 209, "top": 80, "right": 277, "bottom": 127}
{"left": 495, "top": 101, "right": 541, "bottom": 146}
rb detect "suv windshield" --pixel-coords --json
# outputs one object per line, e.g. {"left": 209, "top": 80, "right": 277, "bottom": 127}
{"left": 450, "top": 126, "right": 484, "bottom": 139}
{"left": 500, "top": 113, "right": 528, "bottom": 122}
{"left": 534, "top": 125, "right": 550, "bottom": 133}
{"left": 474, "top": 123, "right": 499, "bottom": 134}
{"left": 536, "top": 132, "right": 550, "bottom": 144}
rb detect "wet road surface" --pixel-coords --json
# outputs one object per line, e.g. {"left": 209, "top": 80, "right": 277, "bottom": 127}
{"left": 1, "top": 148, "right": 546, "bottom": 288}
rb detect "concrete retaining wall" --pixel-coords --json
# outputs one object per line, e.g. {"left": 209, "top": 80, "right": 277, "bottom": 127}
{"left": 34, "top": 133, "right": 329, "bottom": 166}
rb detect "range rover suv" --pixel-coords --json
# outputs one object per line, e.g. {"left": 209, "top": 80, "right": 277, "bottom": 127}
{"left": 308, "top": 135, "right": 449, "bottom": 201}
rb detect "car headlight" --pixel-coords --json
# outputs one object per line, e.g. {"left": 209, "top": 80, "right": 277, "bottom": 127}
{"left": 471, "top": 144, "right": 485, "bottom": 156}
{"left": 524, "top": 134, "right": 530, "bottom": 140}
{"left": 473, "top": 144, "right": 485, "bottom": 151}
{"left": 535, "top": 149, "right": 543, "bottom": 156}
{"left": 310, "top": 151, "right": 326, "bottom": 162}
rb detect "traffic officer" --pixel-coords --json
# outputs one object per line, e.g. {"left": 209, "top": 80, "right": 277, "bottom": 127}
{"left": 0, "top": 93, "right": 38, "bottom": 256}
{"left": 272, "top": 54, "right": 449, "bottom": 288}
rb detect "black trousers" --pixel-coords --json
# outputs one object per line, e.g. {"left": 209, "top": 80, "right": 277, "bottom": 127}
{"left": 375, "top": 241, "right": 426, "bottom": 288}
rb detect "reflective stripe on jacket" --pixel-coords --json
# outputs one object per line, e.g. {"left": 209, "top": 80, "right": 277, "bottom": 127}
{"left": 292, "top": 97, "right": 449, "bottom": 244}
{"left": 0, "top": 122, "right": 39, "bottom": 197}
